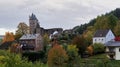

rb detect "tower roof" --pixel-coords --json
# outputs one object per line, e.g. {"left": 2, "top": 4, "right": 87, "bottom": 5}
{"left": 29, "top": 13, "right": 38, "bottom": 20}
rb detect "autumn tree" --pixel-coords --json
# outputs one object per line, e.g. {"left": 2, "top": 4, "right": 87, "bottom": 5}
{"left": 87, "top": 45, "right": 93, "bottom": 55}
{"left": 15, "top": 22, "right": 29, "bottom": 40}
{"left": 48, "top": 44, "right": 68, "bottom": 67}
{"left": 72, "top": 35, "right": 87, "bottom": 56}
{"left": 2, "top": 32, "right": 15, "bottom": 43}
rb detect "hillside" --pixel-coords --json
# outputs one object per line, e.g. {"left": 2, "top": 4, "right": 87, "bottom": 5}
{"left": 73, "top": 8, "right": 120, "bottom": 36}
{"left": 72, "top": 8, "right": 120, "bottom": 45}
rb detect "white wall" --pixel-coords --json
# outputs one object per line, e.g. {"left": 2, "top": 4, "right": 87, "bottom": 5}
{"left": 93, "top": 37, "right": 105, "bottom": 44}
{"left": 115, "top": 47, "right": 120, "bottom": 60}
{"left": 105, "top": 30, "right": 115, "bottom": 43}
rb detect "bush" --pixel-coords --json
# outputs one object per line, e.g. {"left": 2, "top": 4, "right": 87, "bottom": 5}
{"left": 0, "top": 50, "right": 46, "bottom": 67}
{"left": 93, "top": 43, "right": 105, "bottom": 54}
{"left": 47, "top": 44, "right": 68, "bottom": 67}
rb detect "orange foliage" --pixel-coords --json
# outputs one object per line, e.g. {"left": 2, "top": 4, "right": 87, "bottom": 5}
{"left": 48, "top": 44, "right": 68, "bottom": 67}
{"left": 3, "top": 32, "right": 15, "bottom": 43}
{"left": 87, "top": 45, "right": 93, "bottom": 55}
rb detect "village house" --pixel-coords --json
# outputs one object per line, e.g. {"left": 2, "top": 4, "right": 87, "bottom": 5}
{"left": 105, "top": 41, "right": 120, "bottom": 60}
{"left": 93, "top": 29, "right": 115, "bottom": 44}
{"left": 19, "top": 34, "right": 43, "bottom": 51}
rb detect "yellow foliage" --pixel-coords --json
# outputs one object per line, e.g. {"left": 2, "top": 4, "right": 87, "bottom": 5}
{"left": 0, "top": 56, "right": 5, "bottom": 61}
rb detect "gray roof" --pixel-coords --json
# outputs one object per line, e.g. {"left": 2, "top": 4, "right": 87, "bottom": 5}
{"left": 105, "top": 41, "right": 120, "bottom": 47}
{"left": 93, "top": 29, "right": 109, "bottom": 37}
{"left": 20, "top": 34, "right": 40, "bottom": 40}
{"left": 29, "top": 13, "right": 38, "bottom": 20}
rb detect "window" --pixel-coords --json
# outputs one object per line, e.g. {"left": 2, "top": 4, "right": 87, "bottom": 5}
{"left": 95, "top": 39, "right": 97, "bottom": 41}
{"left": 102, "top": 39, "right": 104, "bottom": 41}
{"left": 119, "top": 48, "right": 120, "bottom": 52}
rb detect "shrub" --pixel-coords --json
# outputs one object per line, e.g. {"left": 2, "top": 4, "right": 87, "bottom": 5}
{"left": 93, "top": 43, "right": 105, "bottom": 54}
{"left": 48, "top": 44, "right": 68, "bottom": 67}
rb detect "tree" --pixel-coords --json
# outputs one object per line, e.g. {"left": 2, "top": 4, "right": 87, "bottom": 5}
{"left": 87, "top": 45, "right": 93, "bottom": 55}
{"left": 83, "top": 26, "right": 94, "bottom": 45}
{"left": 72, "top": 35, "right": 87, "bottom": 55}
{"left": 114, "top": 21, "right": 120, "bottom": 36}
{"left": 2, "top": 32, "right": 15, "bottom": 43}
{"left": 15, "top": 22, "right": 29, "bottom": 40}
{"left": 43, "top": 34, "right": 50, "bottom": 47}
{"left": 67, "top": 45, "right": 79, "bottom": 67}
{"left": 48, "top": 44, "right": 68, "bottom": 67}
{"left": 93, "top": 43, "right": 105, "bottom": 54}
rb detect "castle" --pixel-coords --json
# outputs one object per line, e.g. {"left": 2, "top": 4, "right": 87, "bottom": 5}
{"left": 19, "top": 13, "right": 63, "bottom": 51}
{"left": 29, "top": 13, "right": 63, "bottom": 35}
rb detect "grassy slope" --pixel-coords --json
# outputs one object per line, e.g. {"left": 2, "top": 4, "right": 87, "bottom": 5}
{"left": 80, "top": 54, "right": 120, "bottom": 67}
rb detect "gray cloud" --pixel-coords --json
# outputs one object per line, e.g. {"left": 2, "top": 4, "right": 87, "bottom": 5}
{"left": 0, "top": 0, "right": 120, "bottom": 35}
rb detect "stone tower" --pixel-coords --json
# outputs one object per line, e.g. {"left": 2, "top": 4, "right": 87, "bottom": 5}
{"left": 29, "top": 13, "right": 41, "bottom": 34}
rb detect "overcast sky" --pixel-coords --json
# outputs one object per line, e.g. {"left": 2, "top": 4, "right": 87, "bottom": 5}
{"left": 0, "top": 0, "right": 120, "bottom": 35}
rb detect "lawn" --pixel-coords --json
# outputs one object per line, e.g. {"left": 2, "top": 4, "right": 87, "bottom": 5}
{"left": 79, "top": 54, "right": 120, "bottom": 67}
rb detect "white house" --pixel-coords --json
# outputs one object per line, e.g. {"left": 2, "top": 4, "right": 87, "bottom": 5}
{"left": 105, "top": 41, "right": 120, "bottom": 60}
{"left": 93, "top": 29, "right": 115, "bottom": 44}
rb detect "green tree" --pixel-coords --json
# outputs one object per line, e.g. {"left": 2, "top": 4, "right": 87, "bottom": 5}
{"left": 114, "top": 21, "right": 120, "bottom": 36}
{"left": 67, "top": 45, "right": 79, "bottom": 67}
{"left": 15, "top": 22, "right": 29, "bottom": 40}
{"left": 43, "top": 33, "right": 50, "bottom": 47}
{"left": 107, "top": 14, "right": 118, "bottom": 30}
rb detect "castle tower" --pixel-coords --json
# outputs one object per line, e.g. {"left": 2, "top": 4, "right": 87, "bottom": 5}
{"left": 29, "top": 13, "right": 41, "bottom": 34}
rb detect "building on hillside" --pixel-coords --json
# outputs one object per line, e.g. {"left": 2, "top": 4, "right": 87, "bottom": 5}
{"left": 29, "top": 13, "right": 63, "bottom": 35}
{"left": 93, "top": 29, "right": 115, "bottom": 44}
{"left": 19, "top": 34, "right": 43, "bottom": 51}
{"left": 105, "top": 40, "right": 120, "bottom": 60}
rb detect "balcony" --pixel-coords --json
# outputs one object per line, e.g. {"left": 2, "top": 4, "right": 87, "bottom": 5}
{"left": 106, "top": 51, "right": 115, "bottom": 55}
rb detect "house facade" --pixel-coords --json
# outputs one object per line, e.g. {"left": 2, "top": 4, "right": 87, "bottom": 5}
{"left": 19, "top": 34, "right": 43, "bottom": 51}
{"left": 105, "top": 41, "right": 120, "bottom": 60}
{"left": 93, "top": 29, "right": 115, "bottom": 44}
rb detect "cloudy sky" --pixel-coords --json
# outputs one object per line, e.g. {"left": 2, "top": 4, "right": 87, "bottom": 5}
{"left": 0, "top": 0, "right": 120, "bottom": 35}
